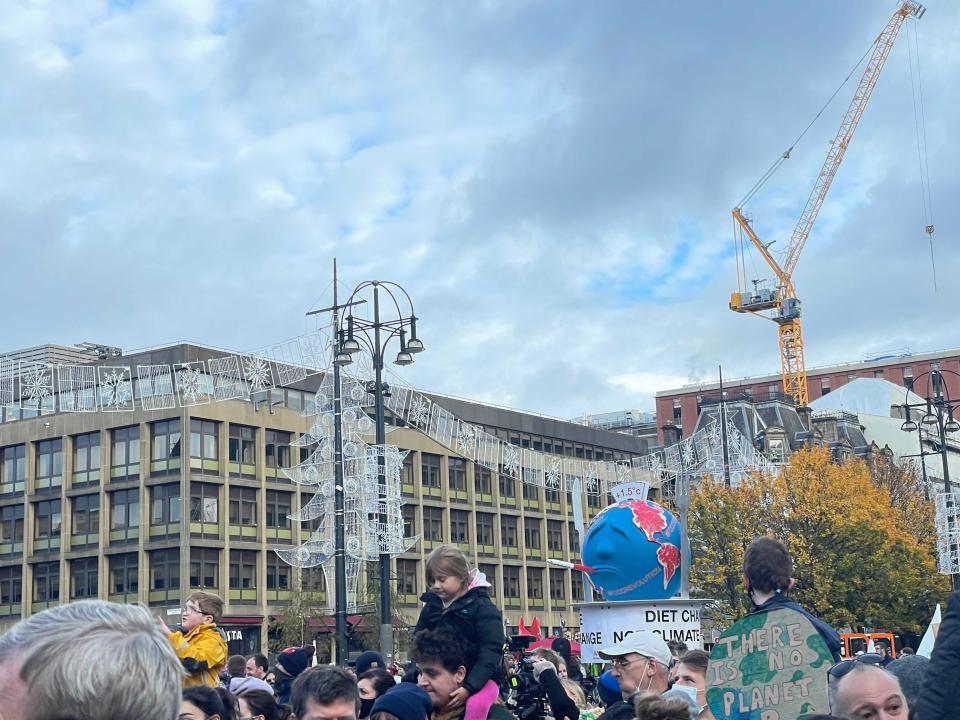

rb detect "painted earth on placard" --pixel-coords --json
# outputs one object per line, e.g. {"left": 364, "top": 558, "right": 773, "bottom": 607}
{"left": 707, "top": 608, "right": 833, "bottom": 720}
{"left": 582, "top": 499, "right": 682, "bottom": 600}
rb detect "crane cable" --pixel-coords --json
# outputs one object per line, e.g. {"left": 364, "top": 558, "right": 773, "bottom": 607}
{"left": 737, "top": 36, "right": 878, "bottom": 211}
{"left": 907, "top": 20, "right": 937, "bottom": 293}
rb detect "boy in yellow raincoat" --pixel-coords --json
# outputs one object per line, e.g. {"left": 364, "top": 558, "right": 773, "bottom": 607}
{"left": 158, "top": 590, "right": 228, "bottom": 687}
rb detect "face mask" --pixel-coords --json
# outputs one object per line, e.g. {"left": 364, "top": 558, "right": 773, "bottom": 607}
{"left": 359, "top": 698, "right": 375, "bottom": 718}
{"left": 662, "top": 685, "right": 702, "bottom": 715}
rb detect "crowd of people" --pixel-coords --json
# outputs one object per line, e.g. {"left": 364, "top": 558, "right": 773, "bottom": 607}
{"left": 0, "top": 540, "right": 957, "bottom": 719}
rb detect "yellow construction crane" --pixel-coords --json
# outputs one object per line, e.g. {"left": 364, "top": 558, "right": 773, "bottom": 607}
{"left": 730, "top": 1, "right": 926, "bottom": 406}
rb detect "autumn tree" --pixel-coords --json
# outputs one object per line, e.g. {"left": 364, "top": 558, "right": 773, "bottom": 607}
{"left": 689, "top": 447, "right": 949, "bottom": 634}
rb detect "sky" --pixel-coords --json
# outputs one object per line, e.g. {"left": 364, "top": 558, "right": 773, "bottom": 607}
{"left": 1, "top": 0, "right": 957, "bottom": 420}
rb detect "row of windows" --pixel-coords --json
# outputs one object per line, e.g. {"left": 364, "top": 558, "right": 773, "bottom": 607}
{"left": 0, "top": 550, "right": 310, "bottom": 610}
{"left": 0, "top": 486, "right": 295, "bottom": 554}
{"left": 0, "top": 421, "right": 295, "bottom": 495}
{"left": 395, "top": 559, "right": 584, "bottom": 603}
{"left": 402, "top": 507, "right": 578, "bottom": 550}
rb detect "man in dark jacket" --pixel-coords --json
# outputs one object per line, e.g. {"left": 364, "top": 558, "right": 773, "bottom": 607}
{"left": 411, "top": 628, "right": 513, "bottom": 720}
{"left": 914, "top": 590, "right": 960, "bottom": 720}
{"left": 744, "top": 537, "right": 842, "bottom": 662}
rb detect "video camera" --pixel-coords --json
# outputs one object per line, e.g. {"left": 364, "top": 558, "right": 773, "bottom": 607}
{"left": 502, "top": 636, "right": 546, "bottom": 720}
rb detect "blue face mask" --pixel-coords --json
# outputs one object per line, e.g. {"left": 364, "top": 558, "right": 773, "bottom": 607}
{"left": 662, "top": 684, "right": 702, "bottom": 716}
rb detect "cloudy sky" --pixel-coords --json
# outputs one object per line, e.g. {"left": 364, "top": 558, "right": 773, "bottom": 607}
{"left": 2, "top": 0, "right": 956, "bottom": 419}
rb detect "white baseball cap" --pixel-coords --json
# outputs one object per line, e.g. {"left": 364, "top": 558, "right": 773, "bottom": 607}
{"left": 598, "top": 631, "right": 672, "bottom": 667}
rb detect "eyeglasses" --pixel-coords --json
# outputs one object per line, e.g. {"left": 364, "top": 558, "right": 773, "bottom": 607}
{"left": 183, "top": 605, "right": 202, "bottom": 615}
{"left": 610, "top": 656, "right": 647, "bottom": 669}
{"left": 828, "top": 653, "right": 885, "bottom": 681}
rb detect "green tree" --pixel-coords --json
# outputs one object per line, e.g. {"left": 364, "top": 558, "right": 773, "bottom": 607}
{"left": 268, "top": 569, "right": 328, "bottom": 655}
{"left": 689, "top": 447, "right": 949, "bottom": 634}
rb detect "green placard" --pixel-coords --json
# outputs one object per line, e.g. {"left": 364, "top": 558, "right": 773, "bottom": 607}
{"left": 707, "top": 607, "right": 832, "bottom": 720}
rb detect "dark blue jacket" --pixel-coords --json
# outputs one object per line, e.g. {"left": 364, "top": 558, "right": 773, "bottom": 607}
{"left": 915, "top": 591, "right": 960, "bottom": 720}
{"left": 752, "top": 594, "right": 842, "bottom": 662}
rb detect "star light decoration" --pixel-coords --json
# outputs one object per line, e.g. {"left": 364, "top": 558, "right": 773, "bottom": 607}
{"left": 273, "top": 371, "right": 418, "bottom": 613}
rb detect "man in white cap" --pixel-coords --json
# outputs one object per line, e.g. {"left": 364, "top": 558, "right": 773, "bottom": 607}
{"left": 598, "top": 631, "right": 673, "bottom": 700}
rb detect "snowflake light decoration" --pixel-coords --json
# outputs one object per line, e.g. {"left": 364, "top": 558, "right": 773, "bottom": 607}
{"left": 243, "top": 355, "right": 274, "bottom": 392}
{"left": 19, "top": 362, "right": 53, "bottom": 411}
{"left": 408, "top": 393, "right": 431, "bottom": 429}
{"left": 501, "top": 444, "right": 520, "bottom": 478}
{"left": 98, "top": 367, "right": 133, "bottom": 412}
{"left": 545, "top": 457, "right": 563, "bottom": 489}
{"left": 175, "top": 363, "right": 212, "bottom": 406}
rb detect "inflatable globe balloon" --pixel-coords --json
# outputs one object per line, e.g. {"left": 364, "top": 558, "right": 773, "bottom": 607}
{"left": 581, "top": 499, "right": 683, "bottom": 601}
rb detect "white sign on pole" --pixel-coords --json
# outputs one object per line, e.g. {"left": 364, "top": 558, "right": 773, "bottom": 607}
{"left": 576, "top": 599, "right": 703, "bottom": 663}
{"left": 610, "top": 481, "right": 650, "bottom": 502}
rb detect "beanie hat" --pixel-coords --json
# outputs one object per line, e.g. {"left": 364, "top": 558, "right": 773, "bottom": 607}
{"left": 230, "top": 676, "right": 275, "bottom": 696}
{"left": 355, "top": 650, "right": 386, "bottom": 675}
{"left": 887, "top": 655, "right": 930, "bottom": 708}
{"left": 278, "top": 648, "right": 310, "bottom": 678}
{"left": 371, "top": 683, "right": 432, "bottom": 720}
{"left": 598, "top": 669, "right": 621, "bottom": 707}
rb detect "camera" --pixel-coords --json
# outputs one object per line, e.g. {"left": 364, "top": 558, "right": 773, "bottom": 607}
{"left": 502, "top": 636, "right": 546, "bottom": 720}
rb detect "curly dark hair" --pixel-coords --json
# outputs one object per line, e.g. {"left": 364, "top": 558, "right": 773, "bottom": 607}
{"left": 743, "top": 536, "right": 792, "bottom": 594}
{"left": 410, "top": 628, "right": 476, "bottom": 673}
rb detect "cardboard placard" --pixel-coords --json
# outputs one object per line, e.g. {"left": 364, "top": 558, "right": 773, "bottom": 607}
{"left": 575, "top": 600, "right": 703, "bottom": 663}
{"left": 707, "top": 607, "right": 832, "bottom": 720}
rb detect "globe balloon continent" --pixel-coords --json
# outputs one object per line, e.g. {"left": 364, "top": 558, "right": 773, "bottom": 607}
{"left": 581, "top": 499, "right": 683, "bottom": 601}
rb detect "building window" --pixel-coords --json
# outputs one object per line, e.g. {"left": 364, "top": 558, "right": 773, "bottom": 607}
{"left": 229, "top": 425, "right": 256, "bottom": 473}
{"left": 479, "top": 564, "right": 496, "bottom": 596}
{"left": 229, "top": 550, "right": 257, "bottom": 594}
{"left": 522, "top": 482, "right": 539, "bottom": 502}
{"left": 501, "top": 515, "right": 518, "bottom": 547}
{"left": 450, "top": 510, "right": 469, "bottom": 545}
{"left": 190, "top": 548, "right": 220, "bottom": 589}
{"left": 397, "top": 559, "right": 418, "bottom": 596}
{"left": 673, "top": 399, "right": 682, "bottom": 427}
{"left": 448, "top": 458, "right": 466, "bottom": 492}
{"left": 402, "top": 505, "right": 416, "bottom": 538}
{"left": 549, "top": 569, "right": 565, "bottom": 601}
{"left": 903, "top": 367, "right": 914, "bottom": 391}
{"left": 70, "top": 557, "right": 98, "bottom": 600}
{"left": 71, "top": 494, "right": 100, "bottom": 548}
{"left": 109, "top": 553, "right": 138, "bottom": 598}
{"left": 422, "top": 454, "right": 442, "bottom": 489}
{"left": 72, "top": 432, "right": 101, "bottom": 486}
{"left": 35, "top": 439, "right": 63, "bottom": 491}
{"left": 768, "top": 384, "right": 778, "bottom": 399}
{"left": 571, "top": 574, "right": 584, "bottom": 602}
{"left": 189, "top": 483, "right": 219, "bottom": 535}
{"left": 110, "top": 488, "right": 140, "bottom": 534}
{"left": 821, "top": 378, "right": 831, "bottom": 395}
{"left": 229, "top": 487, "right": 258, "bottom": 527}
{"left": 477, "top": 513, "right": 494, "bottom": 546}
{"left": 150, "top": 483, "right": 181, "bottom": 525}
{"left": 111, "top": 426, "right": 140, "bottom": 480}
{"left": 189, "top": 419, "right": 219, "bottom": 472}
{"left": 150, "top": 419, "right": 182, "bottom": 474}
{"left": 34, "top": 499, "right": 62, "bottom": 544}
{"left": 423, "top": 506, "right": 443, "bottom": 542}
{"left": 304, "top": 567, "right": 325, "bottom": 593}
{"left": 33, "top": 561, "right": 60, "bottom": 603}
{"left": 266, "top": 555, "right": 290, "bottom": 592}
{"left": 524, "top": 518, "right": 541, "bottom": 550}
{"left": 1, "top": 444, "right": 26, "bottom": 495}
{"left": 502, "top": 566, "right": 521, "bottom": 602}
{"left": 0, "top": 565, "right": 22, "bottom": 611}
{"left": 150, "top": 548, "right": 180, "bottom": 592}
{"left": 475, "top": 466, "right": 492, "bottom": 497}
{"left": 265, "top": 490, "right": 291, "bottom": 529}
{"left": 547, "top": 520, "right": 564, "bottom": 552}
{"left": 265, "top": 430, "right": 292, "bottom": 474}
{"left": 545, "top": 487, "right": 560, "bottom": 504}
{"left": 568, "top": 524, "right": 581, "bottom": 555}
{"left": 0, "top": 504, "right": 24, "bottom": 556}
{"left": 499, "top": 475, "right": 515, "bottom": 499}
{"left": 527, "top": 568, "right": 544, "bottom": 600}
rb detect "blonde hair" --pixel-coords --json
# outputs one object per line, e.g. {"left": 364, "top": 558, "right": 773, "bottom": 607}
{"left": 425, "top": 544, "right": 471, "bottom": 584}
{"left": 188, "top": 591, "right": 224, "bottom": 624}
{"left": 562, "top": 679, "right": 587, "bottom": 709}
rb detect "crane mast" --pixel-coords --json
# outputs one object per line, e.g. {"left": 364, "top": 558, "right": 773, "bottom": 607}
{"left": 730, "top": 1, "right": 925, "bottom": 407}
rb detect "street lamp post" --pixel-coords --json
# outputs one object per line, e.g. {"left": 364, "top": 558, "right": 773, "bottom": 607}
{"left": 334, "top": 280, "right": 424, "bottom": 659}
{"left": 900, "top": 368, "right": 960, "bottom": 589}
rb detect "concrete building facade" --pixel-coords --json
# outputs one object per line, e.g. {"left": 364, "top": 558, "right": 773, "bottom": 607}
{"left": 0, "top": 342, "right": 646, "bottom": 658}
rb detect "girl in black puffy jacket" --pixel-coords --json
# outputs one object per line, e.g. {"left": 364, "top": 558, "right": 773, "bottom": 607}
{"left": 414, "top": 544, "right": 506, "bottom": 720}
